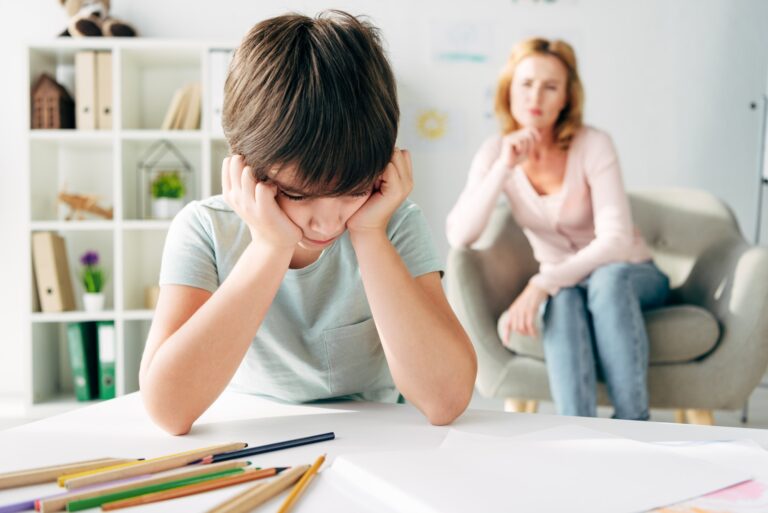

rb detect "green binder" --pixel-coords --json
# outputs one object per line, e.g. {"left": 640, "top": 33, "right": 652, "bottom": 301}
{"left": 97, "top": 321, "right": 116, "bottom": 400}
{"left": 66, "top": 322, "right": 99, "bottom": 401}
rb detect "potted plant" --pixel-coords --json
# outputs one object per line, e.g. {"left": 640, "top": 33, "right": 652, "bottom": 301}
{"left": 150, "top": 170, "right": 185, "bottom": 219}
{"left": 79, "top": 250, "right": 106, "bottom": 312}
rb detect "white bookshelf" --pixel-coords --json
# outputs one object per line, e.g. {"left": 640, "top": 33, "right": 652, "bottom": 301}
{"left": 24, "top": 39, "right": 235, "bottom": 416}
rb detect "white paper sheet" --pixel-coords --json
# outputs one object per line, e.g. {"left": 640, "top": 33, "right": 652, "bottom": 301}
{"left": 326, "top": 435, "right": 751, "bottom": 513}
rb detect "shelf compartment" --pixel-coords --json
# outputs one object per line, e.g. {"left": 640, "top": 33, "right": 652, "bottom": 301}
{"left": 122, "top": 230, "right": 166, "bottom": 311}
{"left": 120, "top": 47, "right": 202, "bottom": 130}
{"left": 121, "top": 139, "right": 201, "bottom": 220}
{"left": 30, "top": 138, "right": 114, "bottom": 222}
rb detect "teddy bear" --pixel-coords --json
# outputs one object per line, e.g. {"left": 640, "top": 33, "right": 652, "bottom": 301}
{"left": 59, "top": 0, "right": 137, "bottom": 37}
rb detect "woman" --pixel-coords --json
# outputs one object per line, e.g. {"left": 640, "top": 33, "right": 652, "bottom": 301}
{"left": 446, "top": 38, "right": 669, "bottom": 420}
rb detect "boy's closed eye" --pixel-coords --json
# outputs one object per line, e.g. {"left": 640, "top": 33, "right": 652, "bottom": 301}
{"left": 278, "top": 188, "right": 371, "bottom": 202}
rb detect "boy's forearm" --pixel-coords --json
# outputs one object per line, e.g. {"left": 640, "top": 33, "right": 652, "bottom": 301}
{"left": 141, "top": 240, "right": 292, "bottom": 434}
{"left": 351, "top": 231, "right": 476, "bottom": 425}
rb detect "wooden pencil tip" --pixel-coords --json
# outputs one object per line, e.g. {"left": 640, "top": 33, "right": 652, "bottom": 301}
{"left": 275, "top": 467, "right": 290, "bottom": 474}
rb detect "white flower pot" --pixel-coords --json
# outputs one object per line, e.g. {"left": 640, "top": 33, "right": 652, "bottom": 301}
{"left": 151, "top": 198, "right": 184, "bottom": 219}
{"left": 83, "top": 292, "right": 105, "bottom": 312}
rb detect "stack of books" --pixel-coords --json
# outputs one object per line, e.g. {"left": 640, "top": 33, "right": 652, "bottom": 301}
{"left": 161, "top": 82, "right": 202, "bottom": 130}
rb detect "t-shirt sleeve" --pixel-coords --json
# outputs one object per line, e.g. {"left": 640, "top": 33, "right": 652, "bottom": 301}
{"left": 158, "top": 202, "right": 219, "bottom": 293}
{"left": 387, "top": 201, "right": 444, "bottom": 278}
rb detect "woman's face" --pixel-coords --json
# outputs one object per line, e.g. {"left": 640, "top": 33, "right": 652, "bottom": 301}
{"left": 510, "top": 54, "right": 569, "bottom": 131}
{"left": 269, "top": 167, "right": 372, "bottom": 250}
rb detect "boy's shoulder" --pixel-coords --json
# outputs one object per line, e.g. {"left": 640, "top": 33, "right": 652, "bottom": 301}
{"left": 171, "top": 195, "right": 241, "bottom": 241}
{"left": 387, "top": 198, "right": 424, "bottom": 233}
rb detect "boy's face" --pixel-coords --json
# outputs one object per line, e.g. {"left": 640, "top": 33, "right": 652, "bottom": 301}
{"left": 268, "top": 166, "right": 372, "bottom": 250}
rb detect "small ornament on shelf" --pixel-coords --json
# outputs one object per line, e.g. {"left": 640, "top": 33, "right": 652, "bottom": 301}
{"left": 150, "top": 170, "right": 185, "bottom": 219}
{"left": 31, "top": 73, "right": 75, "bottom": 129}
{"left": 79, "top": 250, "right": 106, "bottom": 312}
{"left": 137, "top": 140, "right": 193, "bottom": 220}
{"left": 58, "top": 189, "right": 114, "bottom": 220}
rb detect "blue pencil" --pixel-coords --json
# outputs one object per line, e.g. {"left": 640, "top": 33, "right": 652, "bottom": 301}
{"left": 194, "top": 432, "right": 335, "bottom": 464}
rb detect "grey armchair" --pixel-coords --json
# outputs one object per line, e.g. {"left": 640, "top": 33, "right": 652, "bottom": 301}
{"left": 446, "top": 188, "right": 768, "bottom": 424}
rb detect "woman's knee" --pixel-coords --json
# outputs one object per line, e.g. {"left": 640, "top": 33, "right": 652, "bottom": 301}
{"left": 587, "top": 263, "right": 634, "bottom": 306}
{"left": 543, "top": 287, "right": 586, "bottom": 334}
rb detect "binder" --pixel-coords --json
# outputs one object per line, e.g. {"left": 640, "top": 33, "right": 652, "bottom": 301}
{"left": 74, "top": 51, "right": 97, "bottom": 130}
{"left": 66, "top": 322, "right": 99, "bottom": 401}
{"left": 209, "top": 50, "right": 233, "bottom": 134}
{"left": 97, "top": 321, "right": 116, "bottom": 399}
{"left": 31, "top": 232, "right": 76, "bottom": 313}
{"left": 95, "top": 52, "right": 113, "bottom": 130}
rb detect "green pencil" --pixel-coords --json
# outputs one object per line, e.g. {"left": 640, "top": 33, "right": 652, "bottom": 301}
{"left": 65, "top": 467, "right": 244, "bottom": 511}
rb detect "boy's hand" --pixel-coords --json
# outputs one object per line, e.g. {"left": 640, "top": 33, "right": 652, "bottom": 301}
{"left": 347, "top": 148, "right": 413, "bottom": 236}
{"left": 222, "top": 155, "right": 302, "bottom": 249}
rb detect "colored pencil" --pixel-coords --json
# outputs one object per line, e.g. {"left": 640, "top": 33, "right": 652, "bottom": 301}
{"left": 66, "top": 468, "right": 245, "bottom": 511}
{"left": 101, "top": 467, "right": 287, "bottom": 511}
{"left": 61, "top": 442, "right": 246, "bottom": 490}
{"left": 0, "top": 499, "right": 35, "bottom": 513}
{"left": 195, "top": 433, "right": 335, "bottom": 464}
{"left": 276, "top": 454, "right": 325, "bottom": 513}
{"left": 205, "top": 465, "right": 310, "bottom": 513}
{"left": 0, "top": 458, "right": 135, "bottom": 490}
{"left": 38, "top": 460, "right": 248, "bottom": 513}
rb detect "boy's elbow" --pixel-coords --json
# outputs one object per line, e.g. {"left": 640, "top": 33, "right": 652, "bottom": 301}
{"left": 140, "top": 384, "right": 195, "bottom": 436}
{"left": 425, "top": 392, "right": 472, "bottom": 426}
{"left": 425, "top": 365, "right": 477, "bottom": 426}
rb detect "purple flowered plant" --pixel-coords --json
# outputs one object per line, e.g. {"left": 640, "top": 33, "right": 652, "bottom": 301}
{"left": 79, "top": 250, "right": 104, "bottom": 293}
{"left": 80, "top": 250, "right": 99, "bottom": 267}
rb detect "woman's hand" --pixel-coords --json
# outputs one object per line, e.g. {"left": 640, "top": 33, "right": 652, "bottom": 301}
{"left": 497, "top": 127, "right": 541, "bottom": 169}
{"left": 501, "top": 282, "right": 549, "bottom": 343}
{"left": 347, "top": 148, "right": 414, "bottom": 236}
{"left": 221, "top": 155, "right": 302, "bottom": 249}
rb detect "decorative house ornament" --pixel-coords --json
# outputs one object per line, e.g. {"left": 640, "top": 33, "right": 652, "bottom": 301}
{"left": 137, "top": 140, "right": 194, "bottom": 219}
{"left": 31, "top": 73, "right": 75, "bottom": 129}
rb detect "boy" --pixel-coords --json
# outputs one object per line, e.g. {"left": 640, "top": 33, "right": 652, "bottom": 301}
{"left": 139, "top": 11, "right": 477, "bottom": 435}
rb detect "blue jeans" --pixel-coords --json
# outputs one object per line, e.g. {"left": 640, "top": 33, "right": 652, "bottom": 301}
{"left": 541, "top": 261, "right": 669, "bottom": 420}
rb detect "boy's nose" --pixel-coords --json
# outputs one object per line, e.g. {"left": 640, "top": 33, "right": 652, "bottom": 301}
{"left": 308, "top": 202, "right": 344, "bottom": 237}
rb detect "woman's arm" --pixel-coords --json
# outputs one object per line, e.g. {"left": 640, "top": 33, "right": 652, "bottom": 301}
{"left": 446, "top": 130, "right": 538, "bottom": 248}
{"left": 140, "top": 156, "right": 302, "bottom": 435}
{"left": 530, "top": 132, "right": 635, "bottom": 295}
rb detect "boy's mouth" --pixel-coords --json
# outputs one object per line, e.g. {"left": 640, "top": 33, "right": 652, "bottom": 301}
{"left": 304, "top": 235, "right": 337, "bottom": 246}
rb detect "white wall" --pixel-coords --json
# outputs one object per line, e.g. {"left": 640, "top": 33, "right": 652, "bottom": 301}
{"left": 1, "top": 0, "right": 767, "bottom": 400}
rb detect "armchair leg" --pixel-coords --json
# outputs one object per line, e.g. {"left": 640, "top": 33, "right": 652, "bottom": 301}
{"left": 685, "top": 409, "right": 714, "bottom": 425}
{"left": 504, "top": 399, "right": 539, "bottom": 413}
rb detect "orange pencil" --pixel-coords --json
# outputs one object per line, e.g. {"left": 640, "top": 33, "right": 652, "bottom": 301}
{"left": 100, "top": 467, "right": 287, "bottom": 511}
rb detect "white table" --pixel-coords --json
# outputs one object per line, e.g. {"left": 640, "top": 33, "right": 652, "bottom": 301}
{"left": 1, "top": 392, "right": 767, "bottom": 512}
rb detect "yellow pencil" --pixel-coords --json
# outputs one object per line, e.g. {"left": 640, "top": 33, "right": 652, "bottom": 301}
{"left": 57, "top": 442, "right": 246, "bottom": 486}
{"left": 59, "top": 442, "right": 246, "bottom": 489}
{"left": 276, "top": 454, "right": 325, "bottom": 513}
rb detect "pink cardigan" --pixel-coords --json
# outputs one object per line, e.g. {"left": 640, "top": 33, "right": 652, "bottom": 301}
{"left": 447, "top": 126, "right": 652, "bottom": 296}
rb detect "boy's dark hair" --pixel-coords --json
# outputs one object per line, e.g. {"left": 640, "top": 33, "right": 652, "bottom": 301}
{"left": 223, "top": 10, "right": 399, "bottom": 195}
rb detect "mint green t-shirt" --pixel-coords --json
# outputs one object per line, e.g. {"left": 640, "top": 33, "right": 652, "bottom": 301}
{"left": 159, "top": 195, "right": 442, "bottom": 404}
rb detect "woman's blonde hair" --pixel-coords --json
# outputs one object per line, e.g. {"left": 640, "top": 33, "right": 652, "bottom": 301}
{"left": 494, "top": 38, "right": 583, "bottom": 151}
